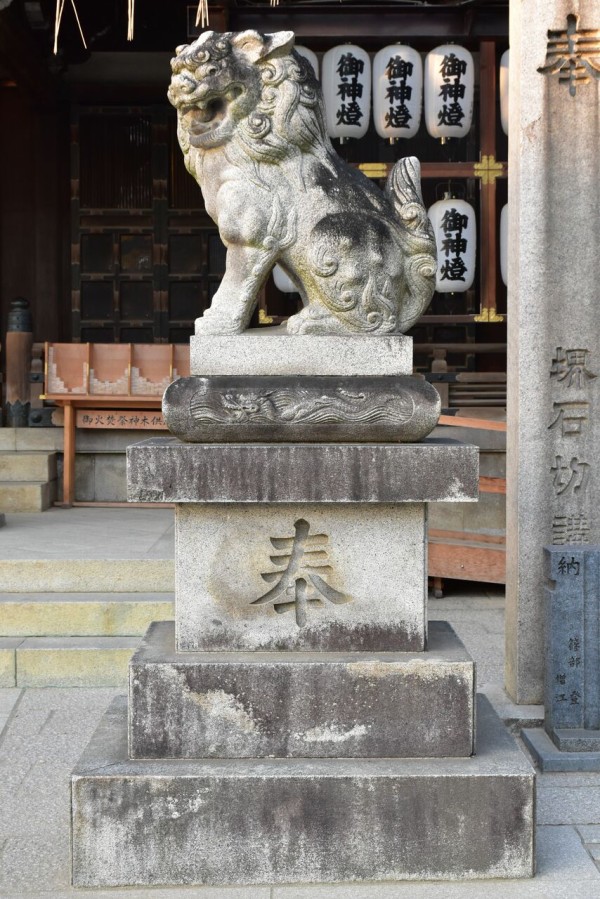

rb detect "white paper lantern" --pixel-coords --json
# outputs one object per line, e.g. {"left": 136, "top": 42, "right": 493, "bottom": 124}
{"left": 428, "top": 198, "right": 477, "bottom": 293}
{"left": 373, "top": 45, "right": 422, "bottom": 141}
{"left": 500, "top": 204, "right": 508, "bottom": 286}
{"left": 500, "top": 49, "right": 509, "bottom": 137}
{"left": 424, "top": 45, "right": 474, "bottom": 140}
{"left": 273, "top": 265, "right": 299, "bottom": 294}
{"left": 295, "top": 45, "right": 319, "bottom": 80}
{"left": 322, "top": 44, "right": 371, "bottom": 141}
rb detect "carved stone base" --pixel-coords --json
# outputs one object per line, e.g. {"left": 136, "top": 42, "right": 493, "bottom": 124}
{"left": 163, "top": 375, "right": 440, "bottom": 443}
{"left": 522, "top": 726, "right": 600, "bottom": 772}
{"left": 175, "top": 501, "right": 427, "bottom": 652}
{"left": 72, "top": 694, "right": 534, "bottom": 886}
{"left": 129, "top": 620, "right": 475, "bottom": 759}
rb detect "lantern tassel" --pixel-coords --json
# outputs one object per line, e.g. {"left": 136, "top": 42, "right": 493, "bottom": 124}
{"left": 127, "top": 0, "right": 134, "bottom": 41}
{"left": 195, "top": 0, "right": 209, "bottom": 29}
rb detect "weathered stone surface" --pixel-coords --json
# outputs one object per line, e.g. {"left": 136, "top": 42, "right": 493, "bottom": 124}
{"left": 71, "top": 694, "right": 534, "bottom": 886}
{"left": 128, "top": 620, "right": 475, "bottom": 759}
{"left": 506, "top": 1, "right": 600, "bottom": 704}
{"left": 127, "top": 438, "right": 479, "bottom": 504}
{"left": 522, "top": 726, "right": 600, "bottom": 773}
{"left": 175, "top": 502, "right": 426, "bottom": 652}
{"left": 163, "top": 375, "right": 440, "bottom": 444}
{"left": 190, "top": 328, "right": 413, "bottom": 376}
{"left": 544, "top": 546, "right": 600, "bottom": 745}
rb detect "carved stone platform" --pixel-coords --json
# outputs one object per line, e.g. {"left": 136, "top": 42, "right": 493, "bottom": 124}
{"left": 129, "top": 620, "right": 475, "bottom": 759}
{"left": 72, "top": 694, "right": 534, "bottom": 887}
{"left": 162, "top": 374, "right": 441, "bottom": 443}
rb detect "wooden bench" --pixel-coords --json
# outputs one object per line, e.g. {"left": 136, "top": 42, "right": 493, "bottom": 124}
{"left": 43, "top": 343, "right": 189, "bottom": 506}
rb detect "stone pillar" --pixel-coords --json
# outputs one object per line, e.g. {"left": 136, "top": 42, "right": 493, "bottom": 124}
{"left": 506, "top": 0, "right": 600, "bottom": 703}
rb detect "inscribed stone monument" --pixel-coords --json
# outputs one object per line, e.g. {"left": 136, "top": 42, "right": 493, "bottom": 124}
{"left": 71, "top": 29, "right": 534, "bottom": 886}
{"left": 522, "top": 545, "right": 600, "bottom": 770}
{"left": 506, "top": 1, "right": 600, "bottom": 704}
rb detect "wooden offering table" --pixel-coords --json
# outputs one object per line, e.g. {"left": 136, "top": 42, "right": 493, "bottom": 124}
{"left": 44, "top": 343, "right": 189, "bottom": 506}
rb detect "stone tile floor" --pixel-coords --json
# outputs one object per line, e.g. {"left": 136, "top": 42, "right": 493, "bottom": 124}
{"left": 0, "top": 508, "right": 174, "bottom": 560}
{"left": 1, "top": 589, "right": 600, "bottom": 897}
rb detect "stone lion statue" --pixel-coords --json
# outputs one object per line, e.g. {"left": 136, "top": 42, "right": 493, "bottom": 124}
{"left": 168, "top": 29, "right": 437, "bottom": 336}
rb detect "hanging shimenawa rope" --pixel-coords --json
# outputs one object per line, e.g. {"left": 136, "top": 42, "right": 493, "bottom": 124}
{"left": 53, "top": 0, "right": 87, "bottom": 54}
{"left": 195, "top": 0, "right": 209, "bottom": 29}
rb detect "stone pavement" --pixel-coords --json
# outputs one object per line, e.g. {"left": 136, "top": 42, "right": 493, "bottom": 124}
{"left": 1, "top": 589, "right": 600, "bottom": 897}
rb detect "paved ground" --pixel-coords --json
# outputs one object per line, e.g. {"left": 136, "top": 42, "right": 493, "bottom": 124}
{"left": 0, "top": 508, "right": 174, "bottom": 560}
{"left": 2, "top": 511, "right": 600, "bottom": 896}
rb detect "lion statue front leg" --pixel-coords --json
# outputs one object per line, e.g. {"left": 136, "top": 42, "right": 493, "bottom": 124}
{"left": 196, "top": 183, "right": 295, "bottom": 335}
{"left": 197, "top": 242, "right": 277, "bottom": 335}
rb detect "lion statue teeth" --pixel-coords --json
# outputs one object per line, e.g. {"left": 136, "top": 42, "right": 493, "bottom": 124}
{"left": 168, "top": 29, "right": 437, "bottom": 336}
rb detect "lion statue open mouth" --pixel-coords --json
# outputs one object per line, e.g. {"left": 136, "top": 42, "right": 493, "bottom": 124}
{"left": 168, "top": 29, "right": 437, "bottom": 336}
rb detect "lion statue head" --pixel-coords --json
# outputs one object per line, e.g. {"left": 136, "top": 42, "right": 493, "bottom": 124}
{"left": 168, "top": 30, "right": 329, "bottom": 164}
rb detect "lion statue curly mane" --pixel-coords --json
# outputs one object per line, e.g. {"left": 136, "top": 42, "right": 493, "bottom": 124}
{"left": 168, "top": 29, "right": 437, "bottom": 336}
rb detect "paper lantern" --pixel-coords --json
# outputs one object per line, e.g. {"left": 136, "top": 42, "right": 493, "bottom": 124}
{"left": 295, "top": 45, "right": 319, "bottom": 79}
{"left": 373, "top": 45, "right": 422, "bottom": 141}
{"left": 500, "top": 50, "right": 509, "bottom": 137}
{"left": 273, "top": 265, "right": 299, "bottom": 294}
{"left": 322, "top": 44, "right": 371, "bottom": 140}
{"left": 428, "top": 198, "right": 477, "bottom": 292}
{"left": 500, "top": 204, "right": 508, "bottom": 286}
{"left": 424, "top": 45, "right": 474, "bottom": 140}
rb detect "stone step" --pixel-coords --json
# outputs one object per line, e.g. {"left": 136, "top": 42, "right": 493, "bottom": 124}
{"left": 0, "top": 593, "right": 174, "bottom": 637}
{"left": 0, "top": 558, "right": 174, "bottom": 593}
{"left": 0, "top": 480, "right": 56, "bottom": 512}
{"left": 3, "top": 636, "right": 142, "bottom": 687}
{"left": 0, "top": 427, "right": 64, "bottom": 452}
{"left": 0, "top": 451, "right": 57, "bottom": 481}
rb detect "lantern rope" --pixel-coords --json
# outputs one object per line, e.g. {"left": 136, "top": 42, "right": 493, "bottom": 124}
{"left": 127, "top": 0, "right": 134, "bottom": 40}
{"left": 195, "top": 0, "right": 209, "bottom": 28}
{"left": 54, "top": 0, "right": 87, "bottom": 54}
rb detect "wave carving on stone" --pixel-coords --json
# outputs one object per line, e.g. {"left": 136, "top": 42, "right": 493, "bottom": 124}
{"left": 189, "top": 384, "right": 416, "bottom": 426}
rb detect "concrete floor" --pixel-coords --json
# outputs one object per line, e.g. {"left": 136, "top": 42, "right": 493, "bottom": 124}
{"left": 1, "top": 509, "right": 600, "bottom": 896}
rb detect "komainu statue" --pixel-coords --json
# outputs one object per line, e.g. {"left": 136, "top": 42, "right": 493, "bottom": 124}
{"left": 168, "top": 30, "right": 437, "bottom": 336}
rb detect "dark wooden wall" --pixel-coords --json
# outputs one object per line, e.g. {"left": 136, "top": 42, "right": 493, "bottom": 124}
{"left": 0, "top": 86, "right": 69, "bottom": 343}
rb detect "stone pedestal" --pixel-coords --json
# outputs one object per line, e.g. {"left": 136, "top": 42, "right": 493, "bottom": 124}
{"left": 71, "top": 431, "right": 535, "bottom": 885}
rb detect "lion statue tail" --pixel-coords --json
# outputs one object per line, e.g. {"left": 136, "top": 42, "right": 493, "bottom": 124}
{"left": 385, "top": 157, "right": 438, "bottom": 333}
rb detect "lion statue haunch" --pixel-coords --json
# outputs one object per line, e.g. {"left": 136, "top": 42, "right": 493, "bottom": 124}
{"left": 168, "top": 30, "right": 437, "bottom": 336}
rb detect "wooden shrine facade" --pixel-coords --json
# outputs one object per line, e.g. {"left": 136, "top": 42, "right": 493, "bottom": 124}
{"left": 1, "top": 1, "right": 509, "bottom": 379}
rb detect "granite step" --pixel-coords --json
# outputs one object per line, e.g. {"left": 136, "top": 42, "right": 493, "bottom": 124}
{"left": 0, "top": 592, "right": 174, "bottom": 637}
{"left": 8, "top": 636, "right": 142, "bottom": 687}
{"left": 0, "top": 427, "right": 64, "bottom": 452}
{"left": 0, "top": 450, "right": 57, "bottom": 481}
{"left": 0, "top": 479, "right": 56, "bottom": 512}
{"left": 0, "top": 558, "right": 174, "bottom": 592}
